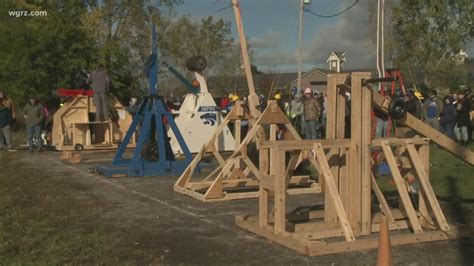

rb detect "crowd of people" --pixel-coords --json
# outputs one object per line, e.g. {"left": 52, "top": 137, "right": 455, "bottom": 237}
{"left": 1, "top": 79, "right": 473, "bottom": 152}
{"left": 217, "top": 86, "right": 473, "bottom": 146}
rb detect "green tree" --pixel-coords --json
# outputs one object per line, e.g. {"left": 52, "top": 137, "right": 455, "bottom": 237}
{"left": 392, "top": 0, "right": 474, "bottom": 88}
{"left": 0, "top": 1, "right": 97, "bottom": 104}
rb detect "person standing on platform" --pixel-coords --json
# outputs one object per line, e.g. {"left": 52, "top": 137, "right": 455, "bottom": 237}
{"left": 87, "top": 64, "right": 110, "bottom": 121}
{"left": 302, "top": 88, "right": 321, "bottom": 140}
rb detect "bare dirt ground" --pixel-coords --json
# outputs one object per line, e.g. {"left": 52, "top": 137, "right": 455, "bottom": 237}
{"left": 0, "top": 148, "right": 473, "bottom": 265}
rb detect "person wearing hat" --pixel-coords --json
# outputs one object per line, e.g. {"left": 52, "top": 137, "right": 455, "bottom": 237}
{"left": 22, "top": 95, "right": 44, "bottom": 152}
{"left": 423, "top": 89, "right": 442, "bottom": 130}
{"left": 0, "top": 97, "right": 15, "bottom": 151}
{"left": 302, "top": 87, "right": 321, "bottom": 140}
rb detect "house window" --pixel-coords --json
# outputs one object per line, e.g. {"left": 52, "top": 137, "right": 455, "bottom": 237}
{"left": 331, "top": 61, "right": 336, "bottom": 67}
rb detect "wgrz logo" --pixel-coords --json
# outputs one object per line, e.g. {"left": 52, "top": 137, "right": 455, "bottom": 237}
{"left": 200, "top": 113, "right": 217, "bottom": 126}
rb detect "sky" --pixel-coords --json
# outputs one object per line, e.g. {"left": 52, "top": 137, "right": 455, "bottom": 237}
{"left": 175, "top": 0, "right": 474, "bottom": 74}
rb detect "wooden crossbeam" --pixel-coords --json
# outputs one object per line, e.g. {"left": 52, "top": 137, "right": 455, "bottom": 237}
{"left": 380, "top": 141, "right": 423, "bottom": 233}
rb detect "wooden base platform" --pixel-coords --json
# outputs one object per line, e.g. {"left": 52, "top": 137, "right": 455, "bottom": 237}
{"left": 175, "top": 176, "right": 321, "bottom": 202}
{"left": 236, "top": 215, "right": 472, "bottom": 256}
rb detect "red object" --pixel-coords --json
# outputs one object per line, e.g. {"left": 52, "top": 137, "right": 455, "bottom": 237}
{"left": 57, "top": 88, "right": 94, "bottom": 97}
{"left": 220, "top": 98, "right": 230, "bottom": 110}
{"left": 380, "top": 69, "right": 406, "bottom": 96}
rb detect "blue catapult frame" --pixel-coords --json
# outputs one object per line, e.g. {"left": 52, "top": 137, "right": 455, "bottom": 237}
{"left": 95, "top": 25, "right": 192, "bottom": 177}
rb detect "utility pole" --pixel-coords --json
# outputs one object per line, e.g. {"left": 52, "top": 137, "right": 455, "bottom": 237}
{"left": 297, "top": 0, "right": 305, "bottom": 92}
{"left": 231, "top": 0, "right": 260, "bottom": 118}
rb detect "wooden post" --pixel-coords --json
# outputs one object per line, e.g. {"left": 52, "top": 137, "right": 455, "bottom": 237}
{"left": 231, "top": 0, "right": 260, "bottom": 119}
{"left": 361, "top": 84, "right": 373, "bottom": 235}
{"left": 259, "top": 146, "right": 269, "bottom": 228}
{"left": 325, "top": 74, "right": 340, "bottom": 222}
{"left": 274, "top": 149, "right": 286, "bottom": 234}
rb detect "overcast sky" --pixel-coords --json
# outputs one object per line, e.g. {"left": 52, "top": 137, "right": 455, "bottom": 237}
{"left": 176, "top": 0, "right": 473, "bottom": 73}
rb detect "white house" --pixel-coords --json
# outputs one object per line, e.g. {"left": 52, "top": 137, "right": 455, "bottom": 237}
{"left": 455, "top": 49, "right": 469, "bottom": 65}
{"left": 326, "top": 51, "right": 346, "bottom": 72}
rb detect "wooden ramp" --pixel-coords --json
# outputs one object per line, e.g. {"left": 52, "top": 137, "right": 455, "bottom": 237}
{"left": 372, "top": 90, "right": 474, "bottom": 165}
{"left": 174, "top": 101, "right": 321, "bottom": 202}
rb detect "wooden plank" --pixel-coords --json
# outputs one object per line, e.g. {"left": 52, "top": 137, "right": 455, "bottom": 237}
{"left": 372, "top": 137, "right": 429, "bottom": 146}
{"left": 348, "top": 73, "right": 363, "bottom": 235}
{"left": 259, "top": 143, "right": 269, "bottom": 228}
{"left": 260, "top": 140, "right": 352, "bottom": 150}
{"left": 274, "top": 150, "right": 287, "bottom": 234}
{"left": 380, "top": 141, "right": 423, "bottom": 233}
{"left": 417, "top": 143, "right": 435, "bottom": 227}
{"left": 361, "top": 85, "right": 373, "bottom": 235}
{"left": 406, "top": 143, "right": 450, "bottom": 231}
{"left": 312, "top": 143, "right": 355, "bottom": 241}
{"left": 204, "top": 174, "right": 223, "bottom": 200}
{"left": 371, "top": 172, "right": 395, "bottom": 223}
{"left": 294, "top": 221, "right": 340, "bottom": 233}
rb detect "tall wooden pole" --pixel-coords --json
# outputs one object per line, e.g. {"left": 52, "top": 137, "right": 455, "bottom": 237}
{"left": 297, "top": 0, "right": 304, "bottom": 92}
{"left": 231, "top": 0, "right": 261, "bottom": 118}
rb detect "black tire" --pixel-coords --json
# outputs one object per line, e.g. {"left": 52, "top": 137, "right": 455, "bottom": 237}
{"left": 74, "top": 143, "right": 84, "bottom": 151}
{"left": 185, "top": 56, "right": 207, "bottom": 72}
{"left": 141, "top": 143, "right": 158, "bottom": 162}
{"left": 388, "top": 98, "right": 406, "bottom": 120}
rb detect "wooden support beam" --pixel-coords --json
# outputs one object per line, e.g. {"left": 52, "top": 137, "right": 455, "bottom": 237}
{"left": 312, "top": 143, "right": 355, "bottom": 242}
{"left": 259, "top": 139, "right": 351, "bottom": 150}
{"left": 361, "top": 85, "right": 373, "bottom": 235}
{"left": 372, "top": 137, "right": 429, "bottom": 146}
{"left": 371, "top": 172, "right": 396, "bottom": 223}
{"left": 406, "top": 142, "right": 450, "bottom": 231}
{"left": 274, "top": 150, "right": 287, "bottom": 234}
{"left": 381, "top": 141, "right": 423, "bottom": 233}
{"left": 417, "top": 143, "right": 435, "bottom": 228}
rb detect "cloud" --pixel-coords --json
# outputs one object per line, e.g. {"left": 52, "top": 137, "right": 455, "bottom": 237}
{"left": 252, "top": 1, "right": 376, "bottom": 72}
{"left": 249, "top": 31, "right": 284, "bottom": 49}
{"left": 306, "top": 0, "right": 375, "bottom": 69}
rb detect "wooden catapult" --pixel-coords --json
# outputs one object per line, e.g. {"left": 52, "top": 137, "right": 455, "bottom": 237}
{"left": 52, "top": 89, "right": 136, "bottom": 151}
{"left": 235, "top": 72, "right": 473, "bottom": 256}
{"left": 174, "top": 100, "right": 321, "bottom": 201}
{"left": 174, "top": 0, "right": 320, "bottom": 201}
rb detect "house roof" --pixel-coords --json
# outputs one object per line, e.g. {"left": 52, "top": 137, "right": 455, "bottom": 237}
{"left": 327, "top": 51, "right": 346, "bottom": 62}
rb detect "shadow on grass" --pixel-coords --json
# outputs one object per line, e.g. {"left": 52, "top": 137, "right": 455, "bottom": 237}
{"left": 446, "top": 176, "right": 474, "bottom": 265}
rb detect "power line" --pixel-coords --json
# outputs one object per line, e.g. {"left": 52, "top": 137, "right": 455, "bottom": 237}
{"left": 211, "top": 4, "right": 232, "bottom": 15}
{"left": 305, "top": 0, "right": 359, "bottom": 18}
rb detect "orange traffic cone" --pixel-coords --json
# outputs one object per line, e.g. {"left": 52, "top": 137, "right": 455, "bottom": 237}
{"left": 377, "top": 215, "right": 392, "bottom": 266}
